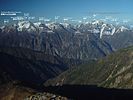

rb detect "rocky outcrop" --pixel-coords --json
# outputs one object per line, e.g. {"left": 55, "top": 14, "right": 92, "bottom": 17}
{"left": 24, "top": 92, "right": 68, "bottom": 100}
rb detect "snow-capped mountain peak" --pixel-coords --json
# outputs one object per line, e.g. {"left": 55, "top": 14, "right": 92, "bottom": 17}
{"left": 116, "top": 26, "right": 129, "bottom": 33}
{"left": 33, "top": 22, "right": 42, "bottom": 27}
{"left": 17, "top": 21, "right": 31, "bottom": 31}
{"left": 45, "top": 22, "right": 64, "bottom": 30}
{"left": 92, "top": 20, "right": 100, "bottom": 25}
{"left": 18, "top": 21, "right": 30, "bottom": 28}
{"left": 120, "top": 26, "right": 128, "bottom": 32}
{"left": 60, "top": 23, "right": 69, "bottom": 28}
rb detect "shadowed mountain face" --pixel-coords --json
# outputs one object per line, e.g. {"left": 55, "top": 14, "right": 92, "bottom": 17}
{"left": 0, "top": 52, "right": 67, "bottom": 85}
{"left": 1, "top": 21, "right": 133, "bottom": 60}
{"left": 0, "top": 47, "right": 83, "bottom": 86}
{"left": 0, "top": 22, "right": 114, "bottom": 60}
{"left": 45, "top": 46, "right": 133, "bottom": 89}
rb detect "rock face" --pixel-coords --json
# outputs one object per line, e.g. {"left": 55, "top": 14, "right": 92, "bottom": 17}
{"left": 45, "top": 46, "right": 133, "bottom": 89}
{"left": 1, "top": 21, "right": 133, "bottom": 61}
{"left": 0, "top": 21, "right": 113, "bottom": 60}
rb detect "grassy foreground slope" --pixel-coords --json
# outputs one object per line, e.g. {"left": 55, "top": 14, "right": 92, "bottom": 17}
{"left": 45, "top": 46, "right": 133, "bottom": 89}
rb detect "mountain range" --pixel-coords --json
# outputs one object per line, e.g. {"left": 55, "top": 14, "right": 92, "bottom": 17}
{"left": 0, "top": 20, "right": 133, "bottom": 99}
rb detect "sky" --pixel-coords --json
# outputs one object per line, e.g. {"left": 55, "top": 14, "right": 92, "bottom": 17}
{"left": 0, "top": 0, "right": 133, "bottom": 19}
